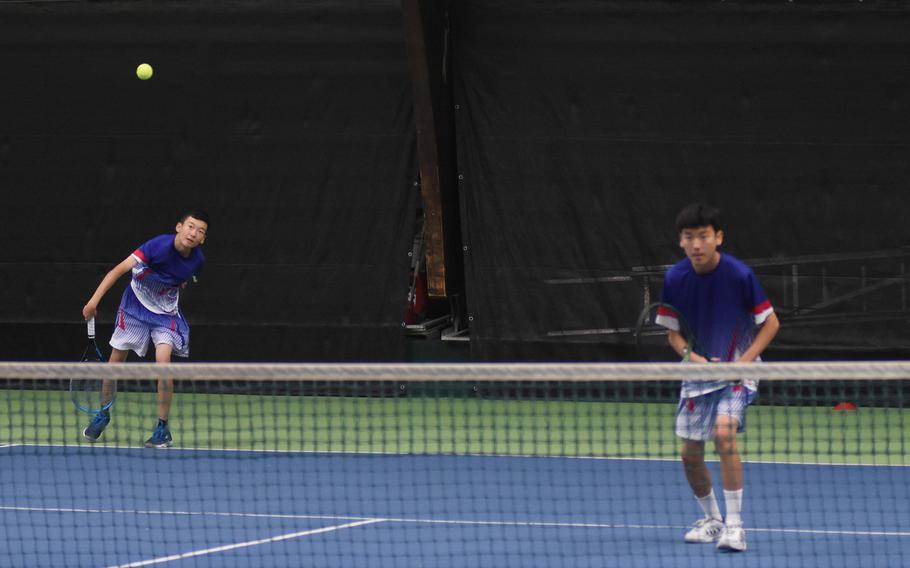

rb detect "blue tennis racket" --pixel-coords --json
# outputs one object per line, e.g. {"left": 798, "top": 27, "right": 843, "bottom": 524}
{"left": 70, "top": 317, "right": 115, "bottom": 414}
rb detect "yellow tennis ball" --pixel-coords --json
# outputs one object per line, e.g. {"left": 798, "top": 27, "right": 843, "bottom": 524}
{"left": 136, "top": 63, "right": 153, "bottom": 81}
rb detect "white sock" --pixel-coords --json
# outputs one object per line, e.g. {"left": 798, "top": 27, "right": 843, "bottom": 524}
{"left": 723, "top": 489, "right": 743, "bottom": 527}
{"left": 696, "top": 490, "right": 722, "bottom": 521}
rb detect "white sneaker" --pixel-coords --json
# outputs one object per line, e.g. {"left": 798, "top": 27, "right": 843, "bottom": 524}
{"left": 717, "top": 524, "right": 747, "bottom": 552}
{"left": 684, "top": 517, "right": 724, "bottom": 543}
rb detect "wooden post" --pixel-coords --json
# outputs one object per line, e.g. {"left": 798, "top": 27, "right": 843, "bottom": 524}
{"left": 401, "top": 0, "right": 447, "bottom": 297}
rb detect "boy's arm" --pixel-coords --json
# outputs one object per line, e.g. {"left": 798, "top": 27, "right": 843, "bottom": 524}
{"left": 82, "top": 256, "right": 138, "bottom": 320}
{"left": 735, "top": 312, "right": 780, "bottom": 363}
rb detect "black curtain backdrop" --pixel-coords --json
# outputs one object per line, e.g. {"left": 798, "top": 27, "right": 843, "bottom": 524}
{"left": 452, "top": 0, "right": 910, "bottom": 360}
{"left": 0, "top": 0, "right": 417, "bottom": 361}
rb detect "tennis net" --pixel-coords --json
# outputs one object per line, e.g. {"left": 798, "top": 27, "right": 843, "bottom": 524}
{"left": 1, "top": 362, "right": 908, "bottom": 567}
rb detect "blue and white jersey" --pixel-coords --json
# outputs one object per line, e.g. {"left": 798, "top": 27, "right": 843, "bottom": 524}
{"left": 656, "top": 254, "right": 773, "bottom": 398}
{"left": 127, "top": 234, "right": 205, "bottom": 316}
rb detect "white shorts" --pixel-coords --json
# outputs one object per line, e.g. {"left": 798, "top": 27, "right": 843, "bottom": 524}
{"left": 675, "top": 384, "right": 757, "bottom": 442}
{"left": 110, "top": 305, "right": 190, "bottom": 358}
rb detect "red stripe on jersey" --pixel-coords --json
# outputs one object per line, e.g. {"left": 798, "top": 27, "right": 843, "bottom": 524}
{"left": 725, "top": 332, "right": 738, "bottom": 362}
{"left": 132, "top": 249, "right": 148, "bottom": 263}
{"left": 753, "top": 300, "right": 772, "bottom": 315}
{"left": 656, "top": 306, "right": 676, "bottom": 318}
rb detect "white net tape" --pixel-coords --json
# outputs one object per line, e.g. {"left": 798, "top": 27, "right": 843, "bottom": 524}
{"left": 0, "top": 361, "right": 908, "bottom": 381}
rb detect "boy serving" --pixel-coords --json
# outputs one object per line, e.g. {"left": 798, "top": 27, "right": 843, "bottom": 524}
{"left": 81, "top": 210, "right": 209, "bottom": 448}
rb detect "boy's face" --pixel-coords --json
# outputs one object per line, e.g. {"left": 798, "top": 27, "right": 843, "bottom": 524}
{"left": 175, "top": 216, "right": 208, "bottom": 249}
{"left": 679, "top": 225, "right": 723, "bottom": 272}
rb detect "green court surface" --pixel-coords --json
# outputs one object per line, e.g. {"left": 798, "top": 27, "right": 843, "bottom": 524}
{"left": 4, "top": 388, "right": 908, "bottom": 465}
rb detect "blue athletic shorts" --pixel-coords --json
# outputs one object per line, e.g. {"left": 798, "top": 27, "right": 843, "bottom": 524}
{"left": 675, "top": 383, "right": 757, "bottom": 442}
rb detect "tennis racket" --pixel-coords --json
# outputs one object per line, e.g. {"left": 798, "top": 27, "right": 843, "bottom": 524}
{"left": 634, "top": 302, "right": 699, "bottom": 361}
{"left": 70, "top": 317, "right": 115, "bottom": 414}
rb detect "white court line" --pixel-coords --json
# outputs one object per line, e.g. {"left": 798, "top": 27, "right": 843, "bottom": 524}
{"left": 107, "top": 518, "right": 383, "bottom": 568}
{"left": 4, "top": 441, "right": 908, "bottom": 468}
{"left": 0, "top": 505, "right": 369, "bottom": 522}
{"left": 2, "top": 505, "right": 908, "bottom": 539}
{"left": 387, "top": 518, "right": 910, "bottom": 538}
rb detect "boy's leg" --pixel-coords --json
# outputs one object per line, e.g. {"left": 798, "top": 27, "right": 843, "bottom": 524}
{"left": 102, "top": 348, "right": 128, "bottom": 406}
{"left": 715, "top": 415, "right": 745, "bottom": 533}
{"left": 681, "top": 439, "right": 724, "bottom": 543}
{"left": 715, "top": 386, "right": 754, "bottom": 528}
{"left": 678, "top": 392, "right": 723, "bottom": 515}
{"left": 715, "top": 415, "right": 743, "bottom": 492}
{"left": 714, "top": 393, "right": 751, "bottom": 552}
{"left": 678, "top": 391, "right": 726, "bottom": 544}
{"left": 109, "top": 348, "right": 128, "bottom": 362}
{"left": 154, "top": 343, "right": 174, "bottom": 421}
{"left": 681, "top": 439, "right": 711, "bottom": 497}
{"left": 144, "top": 343, "right": 174, "bottom": 448}
{"left": 682, "top": 439, "right": 723, "bottom": 520}
{"left": 148, "top": 315, "right": 189, "bottom": 423}
{"left": 83, "top": 348, "right": 128, "bottom": 442}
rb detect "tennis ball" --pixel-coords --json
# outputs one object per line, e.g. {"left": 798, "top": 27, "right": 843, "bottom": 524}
{"left": 136, "top": 63, "right": 153, "bottom": 81}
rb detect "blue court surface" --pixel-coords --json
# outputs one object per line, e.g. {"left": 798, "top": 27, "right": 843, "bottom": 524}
{"left": 1, "top": 445, "right": 908, "bottom": 567}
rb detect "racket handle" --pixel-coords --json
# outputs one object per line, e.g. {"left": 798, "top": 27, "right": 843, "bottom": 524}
{"left": 87, "top": 317, "right": 96, "bottom": 339}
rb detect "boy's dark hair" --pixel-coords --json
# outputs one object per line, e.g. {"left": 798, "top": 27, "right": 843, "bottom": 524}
{"left": 179, "top": 209, "right": 210, "bottom": 226}
{"left": 675, "top": 203, "right": 721, "bottom": 233}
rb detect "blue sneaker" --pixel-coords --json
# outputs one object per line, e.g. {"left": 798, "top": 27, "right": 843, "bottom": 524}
{"left": 144, "top": 423, "right": 173, "bottom": 448}
{"left": 83, "top": 412, "right": 110, "bottom": 442}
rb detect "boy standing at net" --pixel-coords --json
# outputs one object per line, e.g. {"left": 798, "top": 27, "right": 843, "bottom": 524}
{"left": 81, "top": 210, "right": 209, "bottom": 448}
{"left": 656, "top": 203, "right": 779, "bottom": 552}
